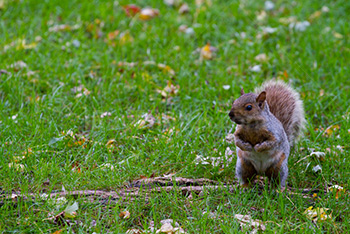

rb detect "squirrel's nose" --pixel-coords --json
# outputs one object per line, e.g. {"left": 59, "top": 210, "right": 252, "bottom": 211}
{"left": 228, "top": 111, "right": 235, "bottom": 118}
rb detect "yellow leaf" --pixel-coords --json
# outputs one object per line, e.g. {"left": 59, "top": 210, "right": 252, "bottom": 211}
{"left": 200, "top": 43, "right": 216, "bottom": 60}
{"left": 323, "top": 124, "right": 340, "bottom": 137}
{"left": 309, "top": 10, "right": 322, "bottom": 21}
{"left": 333, "top": 32, "right": 343, "bottom": 39}
{"left": 119, "top": 31, "right": 134, "bottom": 45}
{"left": 119, "top": 210, "right": 130, "bottom": 219}
{"left": 51, "top": 230, "right": 63, "bottom": 234}
{"left": 303, "top": 206, "right": 332, "bottom": 222}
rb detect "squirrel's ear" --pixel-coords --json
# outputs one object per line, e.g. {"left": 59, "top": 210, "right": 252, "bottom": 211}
{"left": 256, "top": 91, "right": 266, "bottom": 108}
{"left": 240, "top": 88, "right": 245, "bottom": 96}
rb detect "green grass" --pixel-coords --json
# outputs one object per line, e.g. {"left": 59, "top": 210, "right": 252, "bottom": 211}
{"left": 1, "top": 0, "right": 350, "bottom": 233}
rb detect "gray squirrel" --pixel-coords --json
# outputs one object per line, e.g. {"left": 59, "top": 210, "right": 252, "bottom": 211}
{"left": 228, "top": 80, "right": 305, "bottom": 190}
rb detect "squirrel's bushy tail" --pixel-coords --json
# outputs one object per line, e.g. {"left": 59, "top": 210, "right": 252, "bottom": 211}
{"left": 255, "top": 80, "right": 306, "bottom": 146}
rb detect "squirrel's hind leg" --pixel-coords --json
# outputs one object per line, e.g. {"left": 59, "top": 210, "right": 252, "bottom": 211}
{"left": 265, "top": 156, "right": 288, "bottom": 191}
{"left": 236, "top": 151, "right": 257, "bottom": 187}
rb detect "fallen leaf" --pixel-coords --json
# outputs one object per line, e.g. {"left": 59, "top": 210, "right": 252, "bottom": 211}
{"left": 333, "top": 32, "right": 343, "bottom": 39}
{"left": 139, "top": 8, "right": 160, "bottom": 20}
{"left": 64, "top": 201, "right": 79, "bottom": 218}
{"left": 309, "top": 10, "right": 322, "bottom": 21}
{"left": 126, "top": 229, "right": 142, "bottom": 234}
{"left": 329, "top": 185, "right": 345, "bottom": 199}
{"left": 256, "top": 10, "right": 267, "bottom": 21}
{"left": 249, "top": 65, "right": 262, "bottom": 72}
{"left": 122, "top": 4, "right": 141, "bottom": 17}
{"left": 200, "top": 43, "right": 217, "bottom": 60}
{"left": 157, "top": 63, "right": 175, "bottom": 76}
{"left": 119, "top": 31, "right": 134, "bottom": 45}
{"left": 254, "top": 53, "right": 268, "bottom": 62}
{"left": 107, "top": 30, "right": 120, "bottom": 40}
{"left": 99, "top": 163, "right": 115, "bottom": 170}
{"left": 135, "top": 112, "right": 156, "bottom": 128}
{"left": 303, "top": 206, "right": 332, "bottom": 222}
{"left": 8, "top": 163, "right": 25, "bottom": 172}
{"left": 100, "top": 112, "right": 112, "bottom": 118}
{"left": 289, "top": 21, "right": 310, "bottom": 31}
{"left": 279, "top": 16, "right": 297, "bottom": 25}
{"left": 179, "top": 3, "right": 190, "bottom": 14}
{"left": 51, "top": 229, "right": 64, "bottom": 234}
{"left": 48, "top": 24, "right": 80, "bottom": 32}
{"left": 234, "top": 214, "right": 266, "bottom": 233}
{"left": 310, "top": 151, "right": 325, "bottom": 161}
{"left": 262, "top": 26, "right": 277, "bottom": 34}
{"left": 8, "top": 61, "right": 28, "bottom": 71}
{"left": 178, "top": 25, "right": 195, "bottom": 35}
{"left": 319, "top": 89, "right": 324, "bottom": 96}
{"left": 156, "top": 80, "right": 180, "bottom": 100}
{"left": 312, "top": 165, "right": 322, "bottom": 173}
{"left": 321, "top": 6, "right": 330, "bottom": 13}
{"left": 323, "top": 124, "right": 340, "bottom": 137}
{"left": 119, "top": 210, "right": 130, "bottom": 219}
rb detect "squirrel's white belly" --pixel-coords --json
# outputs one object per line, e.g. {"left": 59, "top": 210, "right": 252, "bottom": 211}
{"left": 248, "top": 151, "right": 277, "bottom": 174}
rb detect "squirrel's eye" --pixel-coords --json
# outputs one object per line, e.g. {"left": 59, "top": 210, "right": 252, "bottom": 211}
{"left": 245, "top": 105, "right": 252, "bottom": 111}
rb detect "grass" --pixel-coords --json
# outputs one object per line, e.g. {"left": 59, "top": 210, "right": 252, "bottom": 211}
{"left": 1, "top": 0, "right": 349, "bottom": 233}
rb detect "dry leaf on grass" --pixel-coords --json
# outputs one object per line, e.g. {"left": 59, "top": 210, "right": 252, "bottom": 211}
{"left": 178, "top": 25, "right": 195, "bottom": 35}
{"left": 100, "top": 112, "right": 111, "bottom": 118}
{"left": 119, "top": 210, "right": 131, "bottom": 219}
{"left": 234, "top": 214, "right": 266, "bottom": 233}
{"left": 255, "top": 53, "right": 268, "bottom": 62}
{"left": 8, "top": 163, "right": 25, "bottom": 172}
{"left": 99, "top": 163, "right": 115, "bottom": 171}
{"left": 310, "top": 151, "right": 326, "bottom": 161}
{"left": 119, "top": 31, "right": 134, "bottom": 45}
{"left": 303, "top": 206, "right": 332, "bottom": 222}
{"left": 49, "top": 24, "right": 80, "bottom": 32}
{"left": 179, "top": 3, "right": 190, "bottom": 14}
{"left": 122, "top": 4, "right": 141, "bottom": 16}
{"left": 199, "top": 43, "right": 217, "bottom": 61}
{"left": 126, "top": 229, "right": 142, "bottom": 234}
{"left": 249, "top": 65, "right": 262, "bottom": 72}
{"left": 134, "top": 112, "right": 156, "bottom": 128}
{"left": 323, "top": 124, "right": 340, "bottom": 137}
{"left": 289, "top": 21, "right": 310, "bottom": 31}
{"left": 329, "top": 185, "right": 345, "bottom": 199}
{"left": 139, "top": 8, "right": 160, "bottom": 20}
{"left": 156, "top": 219, "right": 186, "bottom": 234}
{"left": 312, "top": 165, "right": 322, "bottom": 173}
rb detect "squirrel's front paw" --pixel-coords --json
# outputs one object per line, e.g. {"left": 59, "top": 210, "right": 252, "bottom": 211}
{"left": 254, "top": 143, "right": 265, "bottom": 152}
{"left": 254, "top": 141, "right": 273, "bottom": 152}
{"left": 236, "top": 140, "right": 253, "bottom": 151}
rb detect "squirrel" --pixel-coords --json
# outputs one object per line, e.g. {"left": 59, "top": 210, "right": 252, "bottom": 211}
{"left": 228, "top": 80, "right": 305, "bottom": 190}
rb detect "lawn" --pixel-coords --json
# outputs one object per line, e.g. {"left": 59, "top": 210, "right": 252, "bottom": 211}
{"left": 1, "top": 0, "right": 349, "bottom": 233}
